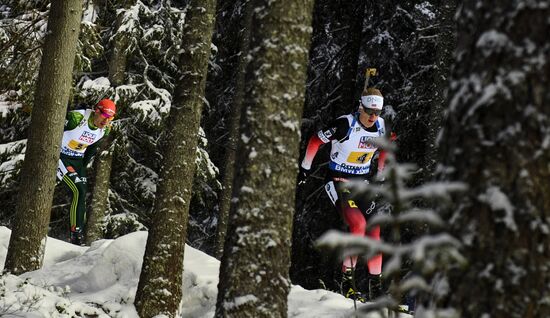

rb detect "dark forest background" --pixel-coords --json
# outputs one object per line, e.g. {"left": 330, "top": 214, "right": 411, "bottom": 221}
{"left": 0, "top": 0, "right": 454, "bottom": 290}
{"left": 2, "top": 1, "right": 550, "bottom": 317}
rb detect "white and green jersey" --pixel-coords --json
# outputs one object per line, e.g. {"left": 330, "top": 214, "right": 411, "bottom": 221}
{"left": 60, "top": 109, "right": 109, "bottom": 158}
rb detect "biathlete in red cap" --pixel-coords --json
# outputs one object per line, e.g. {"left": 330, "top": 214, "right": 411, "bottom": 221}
{"left": 56, "top": 98, "right": 116, "bottom": 245}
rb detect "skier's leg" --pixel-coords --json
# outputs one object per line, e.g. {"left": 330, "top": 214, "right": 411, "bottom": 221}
{"left": 330, "top": 180, "right": 367, "bottom": 271}
{"left": 59, "top": 160, "right": 87, "bottom": 244}
{"left": 341, "top": 207, "right": 367, "bottom": 271}
{"left": 73, "top": 178, "right": 87, "bottom": 230}
{"left": 338, "top": 204, "right": 367, "bottom": 301}
{"left": 365, "top": 224, "right": 383, "bottom": 299}
{"left": 366, "top": 225, "right": 382, "bottom": 275}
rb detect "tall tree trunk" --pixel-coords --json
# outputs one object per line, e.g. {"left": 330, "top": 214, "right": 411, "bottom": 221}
{"left": 214, "top": 0, "right": 314, "bottom": 316}
{"left": 301, "top": 0, "right": 366, "bottom": 121}
{"left": 4, "top": 0, "right": 82, "bottom": 275}
{"left": 133, "top": 0, "right": 216, "bottom": 316}
{"left": 86, "top": 131, "right": 115, "bottom": 244}
{"left": 423, "top": 0, "right": 456, "bottom": 181}
{"left": 86, "top": 0, "right": 134, "bottom": 244}
{"left": 440, "top": 1, "right": 550, "bottom": 317}
{"left": 338, "top": 0, "right": 367, "bottom": 112}
{"left": 107, "top": 0, "right": 135, "bottom": 86}
{"left": 215, "top": 0, "right": 252, "bottom": 259}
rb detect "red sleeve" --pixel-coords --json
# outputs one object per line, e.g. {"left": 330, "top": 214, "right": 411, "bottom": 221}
{"left": 377, "top": 132, "right": 397, "bottom": 172}
{"left": 300, "top": 134, "right": 327, "bottom": 170}
{"left": 300, "top": 117, "right": 349, "bottom": 170}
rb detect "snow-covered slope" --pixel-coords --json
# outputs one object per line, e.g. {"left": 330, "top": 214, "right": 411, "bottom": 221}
{"left": 0, "top": 227, "right": 410, "bottom": 317}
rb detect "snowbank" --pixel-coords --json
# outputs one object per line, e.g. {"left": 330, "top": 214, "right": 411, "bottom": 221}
{"left": 0, "top": 227, "right": 410, "bottom": 317}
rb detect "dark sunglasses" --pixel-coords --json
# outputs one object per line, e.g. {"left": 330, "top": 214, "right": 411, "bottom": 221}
{"left": 362, "top": 106, "right": 381, "bottom": 116}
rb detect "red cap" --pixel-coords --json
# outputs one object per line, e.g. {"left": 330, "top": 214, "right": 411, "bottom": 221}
{"left": 96, "top": 99, "right": 116, "bottom": 118}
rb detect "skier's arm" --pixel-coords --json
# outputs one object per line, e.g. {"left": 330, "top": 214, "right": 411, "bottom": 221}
{"left": 83, "top": 143, "right": 99, "bottom": 167}
{"left": 64, "top": 111, "right": 84, "bottom": 131}
{"left": 300, "top": 134, "right": 325, "bottom": 170}
{"left": 376, "top": 120, "right": 396, "bottom": 173}
{"left": 300, "top": 118, "right": 349, "bottom": 170}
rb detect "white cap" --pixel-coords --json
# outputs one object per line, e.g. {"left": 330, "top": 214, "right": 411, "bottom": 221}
{"left": 360, "top": 95, "right": 384, "bottom": 110}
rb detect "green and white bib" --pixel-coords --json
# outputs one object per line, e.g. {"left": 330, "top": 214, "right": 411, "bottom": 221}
{"left": 60, "top": 110, "right": 107, "bottom": 158}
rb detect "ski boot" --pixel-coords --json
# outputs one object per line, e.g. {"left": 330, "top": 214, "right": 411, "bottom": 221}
{"left": 341, "top": 269, "right": 366, "bottom": 303}
{"left": 368, "top": 274, "right": 383, "bottom": 300}
{"left": 396, "top": 304, "right": 413, "bottom": 315}
{"left": 69, "top": 227, "right": 84, "bottom": 246}
{"left": 390, "top": 292, "right": 417, "bottom": 315}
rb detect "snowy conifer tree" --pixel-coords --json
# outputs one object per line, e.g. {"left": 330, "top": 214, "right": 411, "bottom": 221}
{"left": 317, "top": 142, "right": 465, "bottom": 316}
{"left": 439, "top": 1, "right": 550, "bottom": 316}
{"left": 0, "top": 1, "right": 220, "bottom": 244}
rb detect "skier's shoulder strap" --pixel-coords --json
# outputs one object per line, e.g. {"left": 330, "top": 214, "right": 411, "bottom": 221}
{"left": 340, "top": 113, "right": 358, "bottom": 142}
{"left": 375, "top": 117, "right": 384, "bottom": 135}
{"left": 376, "top": 117, "right": 390, "bottom": 138}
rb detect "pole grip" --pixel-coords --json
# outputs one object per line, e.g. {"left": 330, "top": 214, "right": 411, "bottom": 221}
{"left": 363, "top": 68, "right": 377, "bottom": 91}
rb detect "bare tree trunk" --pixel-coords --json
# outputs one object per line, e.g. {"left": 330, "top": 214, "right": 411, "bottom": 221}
{"left": 86, "top": 131, "right": 115, "bottom": 244}
{"left": 440, "top": 1, "right": 550, "bottom": 317}
{"left": 107, "top": 0, "right": 135, "bottom": 86}
{"left": 86, "top": 0, "right": 134, "bottom": 244}
{"left": 214, "top": 0, "right": 314, "bottom": 316}
{"left": 215, "top": 0, "right": 253, "bottom": 259}
{"left": 4, "top": 0, "right": 82, "bottom": 275}
{"left": 133, "top": 0, "right": 216, "bottom": 316}
{"left": 423, "top": 0, "right": 456, "bottom": 181}
{"left": 338, "top": 0, "right": 367, "bottom": 112}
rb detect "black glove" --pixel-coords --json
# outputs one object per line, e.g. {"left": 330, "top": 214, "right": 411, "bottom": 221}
{"left": 297, "top": 167, "right": 310, "bottom": 186}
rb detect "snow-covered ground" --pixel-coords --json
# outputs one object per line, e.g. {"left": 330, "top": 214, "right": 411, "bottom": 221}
{"left": 0, "top": 227, "right": 411, "bottom": 317}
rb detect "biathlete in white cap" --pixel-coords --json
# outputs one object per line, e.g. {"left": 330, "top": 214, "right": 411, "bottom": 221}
{"left": 298, "top": 87, "right": 394, "bottom": 301}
